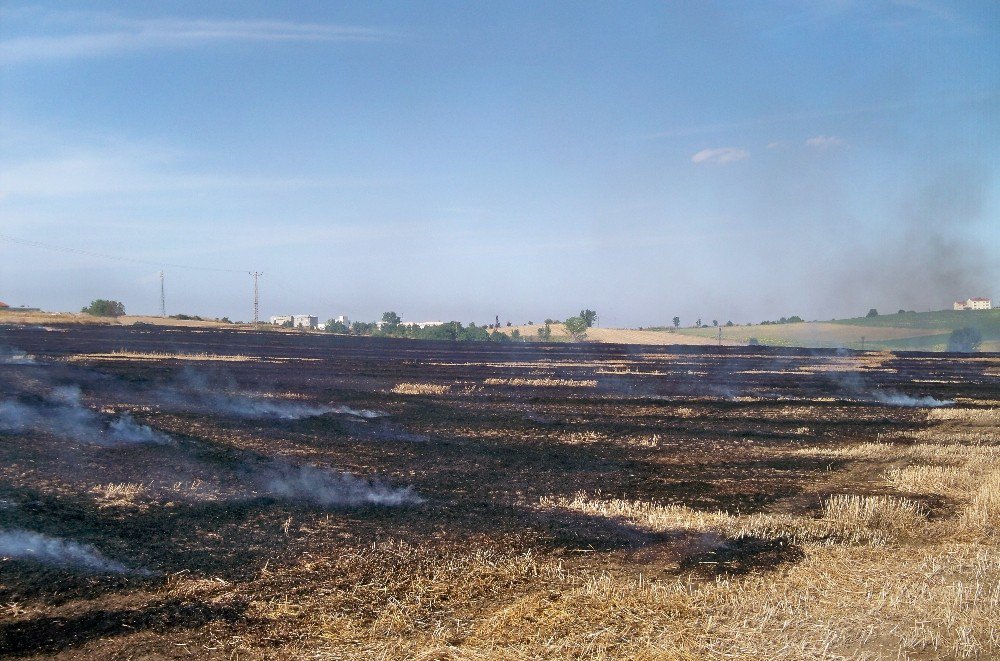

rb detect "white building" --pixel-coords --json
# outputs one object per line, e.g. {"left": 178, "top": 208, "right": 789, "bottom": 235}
{"left": 402, "top": 320, "right": 445, "bottom": 329}
{"left": 269, "top": 314, "right": 319, "bottom": 328}
{"left": 292, "top": 315, "right": 319, "bottom": 329}
{"left": 953, "top": 297, "right": 992, "bottom": 311}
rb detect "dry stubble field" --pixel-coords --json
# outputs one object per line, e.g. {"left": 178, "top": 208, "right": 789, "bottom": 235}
{"left": 0, "top": 325, "right": 997, "bottom": 659}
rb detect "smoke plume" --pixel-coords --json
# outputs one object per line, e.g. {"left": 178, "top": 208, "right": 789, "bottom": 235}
{"left": 844, "top": 168, "right": 994, "bottom": 314}
{"left": 0, "top": 386, "right": 171, "bottom": 445}
{"left": 0, "top": 529, "right": 146, "bottom": 574}
{"left": 870, "top": 390, "right": 954, "bottom": 408}
{"left": 165, "top": 370, "right": 385, "bottom": 420}
{"left": 260, "top": 463, "right": 423, "bottom": 507}
{"left": 828, "top": 369, "right": 953, "bottom": 408}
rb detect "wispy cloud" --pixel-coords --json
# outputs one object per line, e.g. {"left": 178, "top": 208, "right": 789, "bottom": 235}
{"left": 804, "top": 135, "right": 845, "bottom": 149}
{"left": 0, "top": 10, "right": 399, "bottom": 63}
{"left": 691, "top": 147, "right": 749, "bottom": 165}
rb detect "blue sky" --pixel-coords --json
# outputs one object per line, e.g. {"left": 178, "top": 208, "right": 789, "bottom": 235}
{"left": 1, "top": 1, "right": 997, "bottom": 326}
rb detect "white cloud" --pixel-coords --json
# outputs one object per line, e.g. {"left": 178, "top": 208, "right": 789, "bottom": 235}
{"left": 766, "top": 141, "right": 783, "bottom": 149}
{"left": 0, "top": 12, "right": 399, "bottom": 63}
{"left": 804, "top": 135, "right": 845, "bottom": 149}
{"left": 691, "top": 147, "right": 749, "bottom": 165}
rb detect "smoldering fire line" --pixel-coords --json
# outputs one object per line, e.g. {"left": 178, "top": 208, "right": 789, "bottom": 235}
{"left": 0, "top": 358, "right": 422, "bottom": 506}
{"left": 826, "top": 369, "right": 954, "bottom": 408}
{"left": 0, "top": 346, "right": 35, "bottom": 364}
{"left": 0, "top": 529, "right": 154, "bottom": 575}
{"left": 259, "top": 462, "right": 423, "bottom": 507}
{"left": 160, "top": 369, "right": 387, "bottom": 421}
{"left": 0, "top": 385, "right": 171, "bottom": 445}
{"left": 870, "top": 391, "right": 954, "bottom": 408}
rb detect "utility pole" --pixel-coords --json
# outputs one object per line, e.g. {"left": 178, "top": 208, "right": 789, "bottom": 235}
{"left": 159, "top": 271, "right": 166, "bottom": 317}
{"left": 251, "top": 272, "right": 263, "bottom": 326}
{"left": 860, "top": 335, "right": 865, "bottom": 351}
{"left": 718, "top": 326, "right": 722, "bottom": 346}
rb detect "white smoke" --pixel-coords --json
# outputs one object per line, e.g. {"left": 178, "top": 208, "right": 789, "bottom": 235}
{"left": 0, "top": 346, "right": 35, "bottom": 364}
{"left": 0, "top": 386, "right": 171, "bottom": 445}
{"left": 108, "top": 413, "right": 172, "bottom": 443}
{"left": 0, "top": 529, "right": 144, "bottom": 574}
{"left": 195, "top": 393, "right": 386, "bottom": 420}
{"left": 330, "top": 405, "right": 385, "bottom": 419}
{"left": 828, "top": 369, "right": 954, "bottom": 408}
{"left": 167, "top": 370, "right": 386, "bottom": 420}
{"left": 871, "top": 391, "right": 954, "bottom": 408}
{"left": 262, "top": 464, "right": 422, "bottom": 507}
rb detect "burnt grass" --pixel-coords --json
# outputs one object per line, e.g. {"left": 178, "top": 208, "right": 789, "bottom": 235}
{"left": 0, "top": 324, "right": 996, "bottom": 656}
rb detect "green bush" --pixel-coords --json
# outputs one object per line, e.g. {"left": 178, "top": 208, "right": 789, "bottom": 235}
{"left": 564, "top": 316, "right": 588, "bottom": 340}
{"left": 82, "top": 299, "right": 125, "bottom": 317}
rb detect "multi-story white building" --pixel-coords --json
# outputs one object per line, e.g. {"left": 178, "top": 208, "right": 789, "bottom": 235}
{"left": 269, "top": 314, "right": 319, "bottom": 328}
{"left": 953, "top": 297, "right": 992, "bottom": 311}
{"left": 292, "top": 315, "right": 319, "bottom": 329}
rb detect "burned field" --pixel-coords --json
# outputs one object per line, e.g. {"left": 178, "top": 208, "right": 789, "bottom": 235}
{"left": 0, "top": 325, "right": 997, "bottom": 659}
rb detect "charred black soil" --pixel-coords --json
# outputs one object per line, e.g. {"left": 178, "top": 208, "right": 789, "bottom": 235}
{"left": 0, "top": 325, "right": 996, "bottom": 658}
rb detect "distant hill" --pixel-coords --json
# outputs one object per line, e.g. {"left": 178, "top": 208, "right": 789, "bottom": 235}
{"left": 673, "top": 308, "right": 1000, "bottom": 352}
{"left": 509, "top": 309, "right": 999, "bottom": 352}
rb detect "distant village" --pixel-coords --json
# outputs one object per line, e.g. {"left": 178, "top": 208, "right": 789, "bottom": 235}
{"left": 267, "top": 314, "right": 446, "bottom": 331}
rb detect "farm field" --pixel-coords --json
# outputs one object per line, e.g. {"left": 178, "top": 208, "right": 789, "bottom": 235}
{"left": 674, "top": 309, "right": 1000, "bottom": 352}
{"left": 507, "top": 324, "right": 731, "bottom": 346}
{"left": 0, "top": 324, "right": 998, "bottom": 658}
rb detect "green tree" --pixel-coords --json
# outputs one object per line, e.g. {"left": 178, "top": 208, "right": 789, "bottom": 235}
{"left": 380, "top": 311, "right": 402, "bottom": 334}
{"left": 325, "top": 319, "right": 348, "bottom": 334}
{"left": 537, "top": 323, "right": 552, "bottom": 341}
{"left": 81, "top": 299, "right": 125, "bottom": 317}
{"left": 564, "top": 316, "right": 588, "bottom": 340}
{"left": 712, "top": 319, "right": 718, "bottom": 327}
{"left": 866, "top": 308, "right": 879, "bottom": 318}
{"left": 460, "top": 323, "right": 490, "bottom": 342}
{"left": 948, "top": 327, "right": 982, "bottom": 353}
{"left": 351, "top": 321, "right": 376, "bottom": 335}
{"left": 748, "top": 337, "right": 761, "bottom": 346}
{"left": 672, "top": 316, "right": 680, "bottom": 328}
{"left": 489, "top": 330, "right": 512, "bottom": 343}
{"left": 579, "top": 309, "right": 597, "bottom": 328}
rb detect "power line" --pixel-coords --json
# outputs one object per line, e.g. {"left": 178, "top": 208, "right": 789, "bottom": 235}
{"left": 0, "top": 233, "right": 247, "bottom": 274}
{"left": 1, "top": 232, "right": 267, "bottom": 324}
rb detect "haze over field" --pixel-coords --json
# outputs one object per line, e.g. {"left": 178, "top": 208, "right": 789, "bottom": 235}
{"left": 0, "top": 1, "right": 997, "bottom": 326}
